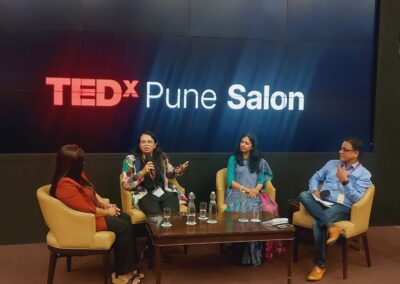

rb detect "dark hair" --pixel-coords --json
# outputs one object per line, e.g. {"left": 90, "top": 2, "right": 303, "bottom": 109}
{"left": 133, "top": 130, "right": 167, "bottom": 166}
{"left": 233, "top": 133, "right": 262, "bottom": 173}
{"left": 343, "top": 137, "right": 364, "bottom": 158}
{"left": 49, "top": 144, "right": 85, "bottom": 197}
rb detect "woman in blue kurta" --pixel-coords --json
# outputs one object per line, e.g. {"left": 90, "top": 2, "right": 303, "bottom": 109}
{"left": 225, "top": 133, "right": 274, "bottom": 265}
{"left": 225, "top": 133, "right": 273, "bottom": 212}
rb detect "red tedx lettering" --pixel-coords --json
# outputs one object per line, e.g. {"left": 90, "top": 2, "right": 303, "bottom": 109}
{"left": 45, "top": 77, "right": 71, "bottom": 105}
{"left": 45, "top": 77, "right": 139, "bottom": 107}
{"left": 123, "top": 80, "right": 139, "bottom": 98}
{"left": 96, "top": 79, "right": 122, "bottom": 106}
{"left": 72, "top": 78, "right": 96, "bottom": 106}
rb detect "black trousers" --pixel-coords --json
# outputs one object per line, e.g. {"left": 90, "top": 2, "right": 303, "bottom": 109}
{"left": 104, "top": 212, "right": 136, "bottom": 275}
{"left": 139, "top": 191, "right": 180, "bottom": 215}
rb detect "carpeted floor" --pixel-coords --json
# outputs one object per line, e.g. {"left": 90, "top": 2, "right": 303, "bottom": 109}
{"left": 0, "top": 226, "right": 399, "bottom": 283}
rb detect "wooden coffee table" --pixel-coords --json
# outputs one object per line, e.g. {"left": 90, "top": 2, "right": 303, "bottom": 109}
{"left": 146, "top": 212, "right": 295, "bottom": 283}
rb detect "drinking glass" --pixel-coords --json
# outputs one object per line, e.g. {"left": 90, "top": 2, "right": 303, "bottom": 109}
{"left": 162, "top": 207, "right": 172, "bottom": 227}
{"left": 250, "top": 204, "right": 261, "bottom": 222}
{"left": 199, "top": 202, "right": 208, "bottom": 220}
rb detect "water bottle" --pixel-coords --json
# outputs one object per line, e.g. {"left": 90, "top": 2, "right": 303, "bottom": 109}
{"left": 207, "top": 191, "right": 218, "bottom": 224}
{"left": 238, "top": 189, "right": 249, "bottom": 222}
{"left": 186, "top": 192, "right": 197, "bottom": 225}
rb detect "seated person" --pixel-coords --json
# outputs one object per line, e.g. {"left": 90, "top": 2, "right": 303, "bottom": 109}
{"left": 50, "top": 144, "right": 143, "bottom": 284}
{"left": 298, "top": 137, "right": 372, "bottom": 281}
{"left": 225, "top": 133, "right": 275, "bottom": 265}
{"left": 121, "top": 130, "right": 189, "bottom": 215}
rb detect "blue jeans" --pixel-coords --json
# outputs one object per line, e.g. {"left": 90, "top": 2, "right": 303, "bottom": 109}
{"left": 298, "top": 191, "right": 351, "bottom": 268}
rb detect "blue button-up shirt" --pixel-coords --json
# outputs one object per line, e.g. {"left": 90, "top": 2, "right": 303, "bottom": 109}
{"left": 309, "top": 160, "right": 372, "bottom": 208}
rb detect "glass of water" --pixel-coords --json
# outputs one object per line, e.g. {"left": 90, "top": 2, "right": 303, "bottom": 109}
{"left": 250, "top": 204, "right": 261, "bottom": 222}
{"left": 199, "top": 202, "right": 208, "bottom": 220}
{"left": 162, "top": 207, "right": 172, "bottom": 227}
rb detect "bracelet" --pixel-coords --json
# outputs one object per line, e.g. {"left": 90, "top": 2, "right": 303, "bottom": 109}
{"left": 341, "top": 180, "right": 349, "bottom": 186}
{"left": 239, "top": 186, "right": 244, "bottom": 192}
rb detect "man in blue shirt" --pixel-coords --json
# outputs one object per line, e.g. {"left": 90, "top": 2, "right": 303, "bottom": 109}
{"left": 299, "top": 137, "right": 372, "bottom": 281}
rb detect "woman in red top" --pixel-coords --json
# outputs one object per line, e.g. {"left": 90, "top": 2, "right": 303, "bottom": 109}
{"left": 50, "top": 144, "right": 143, "bottom": 284}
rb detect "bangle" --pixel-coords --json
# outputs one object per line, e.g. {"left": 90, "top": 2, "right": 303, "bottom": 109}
{"left": 341, "top": 180, "right": 349, "bottom": 186}
{"left": 239, "top": 186, "right": 244, "bottom": 192}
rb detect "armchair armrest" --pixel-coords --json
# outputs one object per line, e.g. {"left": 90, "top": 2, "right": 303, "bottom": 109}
{"left": 350, "top": 185, "right": 375, "bottom": 233}
{"left": 169, "top": 177, "right": 185, "bottom": 195}
{"left": 265, "top": 181, "right": 276, "bottom": 202}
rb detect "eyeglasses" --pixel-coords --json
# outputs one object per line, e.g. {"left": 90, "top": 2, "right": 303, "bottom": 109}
{"left": 340, "top": 147, "right": 356, "bottom": 152}
{"left": 140, "top": 140, "right": 155, "bottom": 145}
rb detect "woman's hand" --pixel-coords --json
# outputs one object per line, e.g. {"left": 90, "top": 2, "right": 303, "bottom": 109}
{"left": 141, "top": 161, "right": 155, "bottom": 176}
{"left": 106, "top": 206, "right": 121, "bottom": 216}
{"left": 246, "top": 188, "right": 260, "bottom": 198}
{"left": 176, "top": 161, "right": 190, "bottom": 175}
{"left": 104, "top": 203, "right": 117, "bottom": 209}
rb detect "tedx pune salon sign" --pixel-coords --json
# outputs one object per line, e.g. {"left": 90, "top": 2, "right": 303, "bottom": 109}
{"left": 45, "top": 77, "right": 305, "bottom": 111}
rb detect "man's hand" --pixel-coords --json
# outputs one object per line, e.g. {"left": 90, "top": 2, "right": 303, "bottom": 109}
{"left": 336, "top": 163, "right": 348, "bottom": 183}
{"left": 312, "top": 190, "right": 321, "bottom": 199}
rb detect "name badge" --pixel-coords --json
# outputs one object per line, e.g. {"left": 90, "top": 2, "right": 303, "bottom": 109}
{"left": 337, "top": 193, "right": 345, "bottom": 204}
{"left": 152, "top": 186, "right": 164, "bottom": 197}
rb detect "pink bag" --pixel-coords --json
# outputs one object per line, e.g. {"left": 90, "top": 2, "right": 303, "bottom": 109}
{"left": 260, "top": 192, "right": 279, "bottom": 217}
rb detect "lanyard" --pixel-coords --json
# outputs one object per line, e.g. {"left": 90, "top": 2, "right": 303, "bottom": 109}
{"left": 345, "top": 162, "right": 361, "bottom": 176}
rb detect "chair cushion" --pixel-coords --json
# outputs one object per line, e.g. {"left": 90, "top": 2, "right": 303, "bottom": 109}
{"left": 47, "top": 231, "right": 115, "bottom": 250}
{"left": 293, "top": 210, "right": 362, "bottom": 238}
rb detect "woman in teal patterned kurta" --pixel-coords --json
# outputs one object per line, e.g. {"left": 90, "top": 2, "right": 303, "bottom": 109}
{"left": 225, "top": 134, "right": 273, "bottom": 213}
{"left": 224, "top": 133, "right": 274, "bottom": 265}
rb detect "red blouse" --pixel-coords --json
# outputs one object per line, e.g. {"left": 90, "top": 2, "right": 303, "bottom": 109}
{"left": 55, "top": 177, "right": 107, "bottom": 231}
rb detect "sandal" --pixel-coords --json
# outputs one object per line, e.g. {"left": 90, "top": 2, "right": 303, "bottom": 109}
{"left": 112, "top": 273, "right": 141, "bottom": 284}
{"left": 127, "top": 276, "right": 141, "bottom": 284}
{"left": 130, "top": 270, "right": 144, "bottom": 279}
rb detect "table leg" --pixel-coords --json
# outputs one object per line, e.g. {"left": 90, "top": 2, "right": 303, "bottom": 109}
{"left": 155, "top": 246, "right": 162, "bottom": 284}
{"left": 287, "top": 240, "right": 293, "bottom": 284}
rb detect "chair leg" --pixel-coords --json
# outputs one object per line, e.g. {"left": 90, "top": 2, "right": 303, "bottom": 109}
{"left": 103, "top": 251, "right": 111, "bottom": 284}
{"left": 219, "top": 243, "right": 224, "bottom": 253}
{"left": 342, "top": 238, "right": 349, "bottom": 279}
{"left": 362, "top": 234, "right": 372, "bottom": 267}
{"left": 66, "top": 256, "right": 72, "bottom": 272}
{"left": 47, "top": 251, "right": 58, "bottom": 284}
{"left": 183, "top": 245, "right": 188, "bottom": 255}
{"left": 294, "top": 237, "right": 299, "bottom": 263}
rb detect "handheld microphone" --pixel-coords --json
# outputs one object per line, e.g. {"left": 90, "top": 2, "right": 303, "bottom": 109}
{"left": 144, "top": 153, "right": 155, "bottom": 177}
{"left": 320, "top": 190, "right": 330, "bottom": 199}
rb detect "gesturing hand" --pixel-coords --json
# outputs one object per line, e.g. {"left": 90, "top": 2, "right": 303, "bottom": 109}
{"left": 176, "top": 161, "right": 190, "bottom": 175}
{"left": 336, "top": 163, "right": 348, "bottom": 183}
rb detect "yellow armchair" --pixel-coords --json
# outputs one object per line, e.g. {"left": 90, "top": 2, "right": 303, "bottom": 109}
{"left": 120, "top": 174, "right": 187, "bottom": 224}
{"left": 37, "top": 185, "right": 116, "bottom": 284}
{"left": 293, "top": 184, "right": 375, "bottom": 279}
{"left": 215, "top": 168, "right": 276, "bottom": 212}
